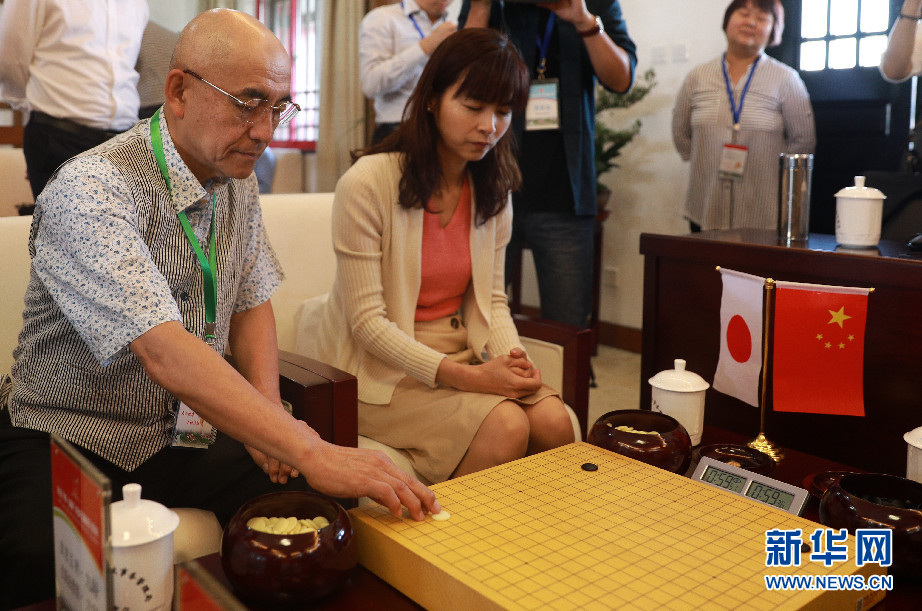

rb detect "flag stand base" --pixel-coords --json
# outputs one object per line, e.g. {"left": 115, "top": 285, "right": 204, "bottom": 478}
{"left": 748, "top": 433, "right": 785, "bottom": 463}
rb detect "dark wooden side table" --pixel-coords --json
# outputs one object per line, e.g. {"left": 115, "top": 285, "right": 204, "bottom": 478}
{"left": 21, "top": 429, "right": 920, "bottom": 609}
{"left": 640, "top": 230, "right": 922, "bottom": 476}
{"left": 697, "top": 426, "right": 921, "bottom": 610}
{"left": 191, "top": 554, "right": 421, "bottom": 610}
{"left": 184, "top": 427, "right": 919, "bottom": 610}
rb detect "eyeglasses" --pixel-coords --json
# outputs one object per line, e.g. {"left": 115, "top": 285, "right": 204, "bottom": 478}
{"left": 183, "top": 70, "right": 301, "bottom": 125}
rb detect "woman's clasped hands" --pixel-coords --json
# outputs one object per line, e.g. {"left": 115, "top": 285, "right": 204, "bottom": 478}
{"left": 436, "top": 346, "right": 542, "bottom": 399}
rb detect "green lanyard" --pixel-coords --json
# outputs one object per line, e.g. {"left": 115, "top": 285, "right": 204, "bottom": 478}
{"left": 150, "top": 109, "right": 218, "bottom": 345}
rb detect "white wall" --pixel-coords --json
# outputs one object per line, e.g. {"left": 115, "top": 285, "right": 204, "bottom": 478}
{"left": 592, "top": 0, "right": 730, "bottom": 331}
{"left": 148, "top": 2, "right": 198, "bottom": 32}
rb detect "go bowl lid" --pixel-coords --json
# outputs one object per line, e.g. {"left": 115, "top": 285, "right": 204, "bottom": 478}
{"left": 110, "top": 483, "right": 180, "bottom": 547}
{"left": 648, "top": 358, "right": 710, "bottom": 392}
{"left": 834, "top": 176, "right": 886, "bottom": 200}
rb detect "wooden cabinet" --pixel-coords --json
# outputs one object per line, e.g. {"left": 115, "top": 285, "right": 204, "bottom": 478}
{"left": 640, "top": 230, "right": 922, "bottom": 475}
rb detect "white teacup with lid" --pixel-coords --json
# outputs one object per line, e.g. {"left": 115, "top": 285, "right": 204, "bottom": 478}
{"left": 109, "top": 483, "right": 180, "bottom": 610}
{"left": 834, "top": 176, "right": 886, "bottom": 248}
{"left": 905, "top": 426, "right": 922, "bottom": 484}
{"left": 649, "top": 359, "right": 710, "bottom": 446}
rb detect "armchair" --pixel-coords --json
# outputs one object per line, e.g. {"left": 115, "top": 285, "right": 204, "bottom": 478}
{"left": 512, "top": 315, "right": 592, "bottom": 438}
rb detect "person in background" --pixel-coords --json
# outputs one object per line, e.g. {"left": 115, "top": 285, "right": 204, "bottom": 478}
{"left": 880, "top": 0, "right": 922, "bottom": 82}
{"left": 137, "top": 20, "right": 181, "bottom": 120}
{"left": 672, "top": 0, "right": 815, "bottom": 232}
{"left": 0, "top": 9, "right": 437, "bottom": 608}
{"left": 299, "top": 28, "right": 575, "bottom": 485}
{"left": 0, "top": 0, "right": 148, "bottom": 199}
{"left": 460, "top": 0, "right": 636, "bottom": 331}
{"left": 360, "top": 0, "right": 457, "bottom": 145}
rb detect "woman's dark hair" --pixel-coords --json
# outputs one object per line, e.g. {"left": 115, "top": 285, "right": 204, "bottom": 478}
{"left": 352, "top": 28, "right": 529, "bottom": 224}
{"left": 723, "top": 0, "right": 785, "bottom": 48}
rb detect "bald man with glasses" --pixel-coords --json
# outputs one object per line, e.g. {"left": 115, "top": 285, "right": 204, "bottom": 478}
{"left": 0, "top": 9, "right": 438, "bottom": 608}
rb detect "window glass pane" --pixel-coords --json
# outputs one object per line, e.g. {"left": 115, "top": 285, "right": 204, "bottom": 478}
{"left": 830, "top": 0, "right": 858, "bottom": 36}
{"left": 859, "top": 34, "right": 888, "bottom": 66}
{"left": 802, "top": 0, "right": 829, "bottom": 39}
{"left": 828, "top": 36, "right": 857, "bottom": 68}
{"left": 299, "top": 0, "right": 320, "bottom": 142}
{"left": 259, "top": 0, "right": 321, "bottom": 144}
{"left": 859, "top": 0, "right": 889, "bottom": 32}
{"left": 801, "top": 40, "right": 828, "bottom": 70}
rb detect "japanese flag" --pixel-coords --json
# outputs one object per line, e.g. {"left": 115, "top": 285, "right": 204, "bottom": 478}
{"left": 713, "top": 268, "right": 764, "bottom": 407}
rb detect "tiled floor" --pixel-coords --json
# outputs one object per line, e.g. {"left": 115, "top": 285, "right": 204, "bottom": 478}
{"left": 588, "top": 345, "right": 643, "bottom": 431}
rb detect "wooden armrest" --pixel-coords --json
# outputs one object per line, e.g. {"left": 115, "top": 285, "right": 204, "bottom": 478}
{"left": 277, "top": 350, "right": 358, "bottom": 449}
{"left": 225, "top": 350, "right": 358, "bottom": 449}
{"left": 513, "top": 314, "right": 592, "bottom": 439}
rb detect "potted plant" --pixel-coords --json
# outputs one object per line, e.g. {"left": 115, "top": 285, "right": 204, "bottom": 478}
{"left": 594, "top": 68, "right": 657, "bottom": 220}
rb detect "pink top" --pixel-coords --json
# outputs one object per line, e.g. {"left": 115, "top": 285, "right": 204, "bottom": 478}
{"left": 416, "top": 180, "right": 472, "bottom": 322}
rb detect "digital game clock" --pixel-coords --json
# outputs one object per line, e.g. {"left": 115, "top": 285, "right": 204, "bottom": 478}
{"left": 691, "top": 456, "right": 810, "bottom": 515}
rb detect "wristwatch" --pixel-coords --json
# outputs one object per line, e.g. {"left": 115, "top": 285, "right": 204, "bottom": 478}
{"left": 577, "top": 15, "right": 604, "bottom": 38}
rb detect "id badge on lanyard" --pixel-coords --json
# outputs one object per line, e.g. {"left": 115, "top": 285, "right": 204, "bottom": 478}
{"left": 526, "top": 13, "right": 560, "bottom": 131}
{"left": 719, "top": 144, "right": 748, "bottom": 180}
{"left": 526, "top": 79, "right": 560, "bottom": 130}
{"left": 172, "top": 402, "right": 217, "bottom": 448}
{"left": 718, "top": 54, "right": 759, "bottom": 181}
{"left": 150, "top": 108, "right": 219, "bottom": 449}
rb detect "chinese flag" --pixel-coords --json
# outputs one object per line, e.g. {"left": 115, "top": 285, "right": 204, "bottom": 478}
{"left": 713, "top": 268, "right": 764, "bottom": 407}
{"left": 772, "top": 281, "right": 870, "bottom": 416}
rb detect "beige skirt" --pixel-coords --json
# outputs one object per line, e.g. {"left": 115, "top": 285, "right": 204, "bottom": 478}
{"left": 358, "top": 315, "right": 557, "bottom": 484}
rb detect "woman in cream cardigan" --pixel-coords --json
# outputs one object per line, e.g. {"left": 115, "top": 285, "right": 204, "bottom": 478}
{"left": 298, "top": 29, "right": 574, "bottom": 484}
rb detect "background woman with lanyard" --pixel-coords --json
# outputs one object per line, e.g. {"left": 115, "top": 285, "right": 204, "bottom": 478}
{"left": 672, "top": 0, "right": 815, "bottom": 232}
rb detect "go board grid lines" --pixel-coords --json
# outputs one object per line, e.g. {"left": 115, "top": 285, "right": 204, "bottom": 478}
{"left": 351, "top": 443, "right": 884, "bottom": 611}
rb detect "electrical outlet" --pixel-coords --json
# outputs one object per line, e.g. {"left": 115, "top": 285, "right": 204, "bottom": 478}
{"left": 672, "top": 42, "right": 689, "bottom": 63}
{"left": 603, "top": 266, "right": 619, "bottom": 287}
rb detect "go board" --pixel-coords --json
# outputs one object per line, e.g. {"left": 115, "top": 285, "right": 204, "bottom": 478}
{"left": 350, "top": 442, "right": 886, "bottom": 610}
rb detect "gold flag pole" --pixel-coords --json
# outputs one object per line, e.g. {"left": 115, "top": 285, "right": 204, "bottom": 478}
{"left": 748, "top": 277, "right": 784, "bottom": 462}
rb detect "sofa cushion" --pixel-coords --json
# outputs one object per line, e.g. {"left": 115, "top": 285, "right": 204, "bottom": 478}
{"left": 0, "top": 215, "right": 34, "bottom": 374}
{"left": 259, "top": 193, "right": 336, "bottom": 353}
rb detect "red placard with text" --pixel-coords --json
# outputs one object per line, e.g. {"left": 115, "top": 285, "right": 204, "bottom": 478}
{"left": 51, "top": 435, "right": 112, "bottom": 609}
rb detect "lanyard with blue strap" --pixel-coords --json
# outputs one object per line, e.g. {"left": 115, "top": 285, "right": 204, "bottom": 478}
{"left": 149, "top": 108, "right": 218, "bottom": 346}
{"left": 717, "top": 55, "right": 760, "bottom": 184}
{"left": 402, "top": 1, "right": 426, "bottom": 39}
{"left": 536, "top": 13, "right": 556, "bottom": 79}
{"left": 526, "top": 12, "right": 559, "bottom": 131}
{"left": 721, "top": 53, "right": 760, "bottom": 134}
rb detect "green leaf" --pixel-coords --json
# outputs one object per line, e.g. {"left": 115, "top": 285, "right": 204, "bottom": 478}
{"left": 594, "top": 69, "right": 657, "bottom": 188}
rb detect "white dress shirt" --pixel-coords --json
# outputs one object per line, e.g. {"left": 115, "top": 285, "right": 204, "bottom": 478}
{"left": 0, "top": 0, "right": 148, "bottom": 130}
{"left": 359, "top": 0, "right": 450, "bottom": 124}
